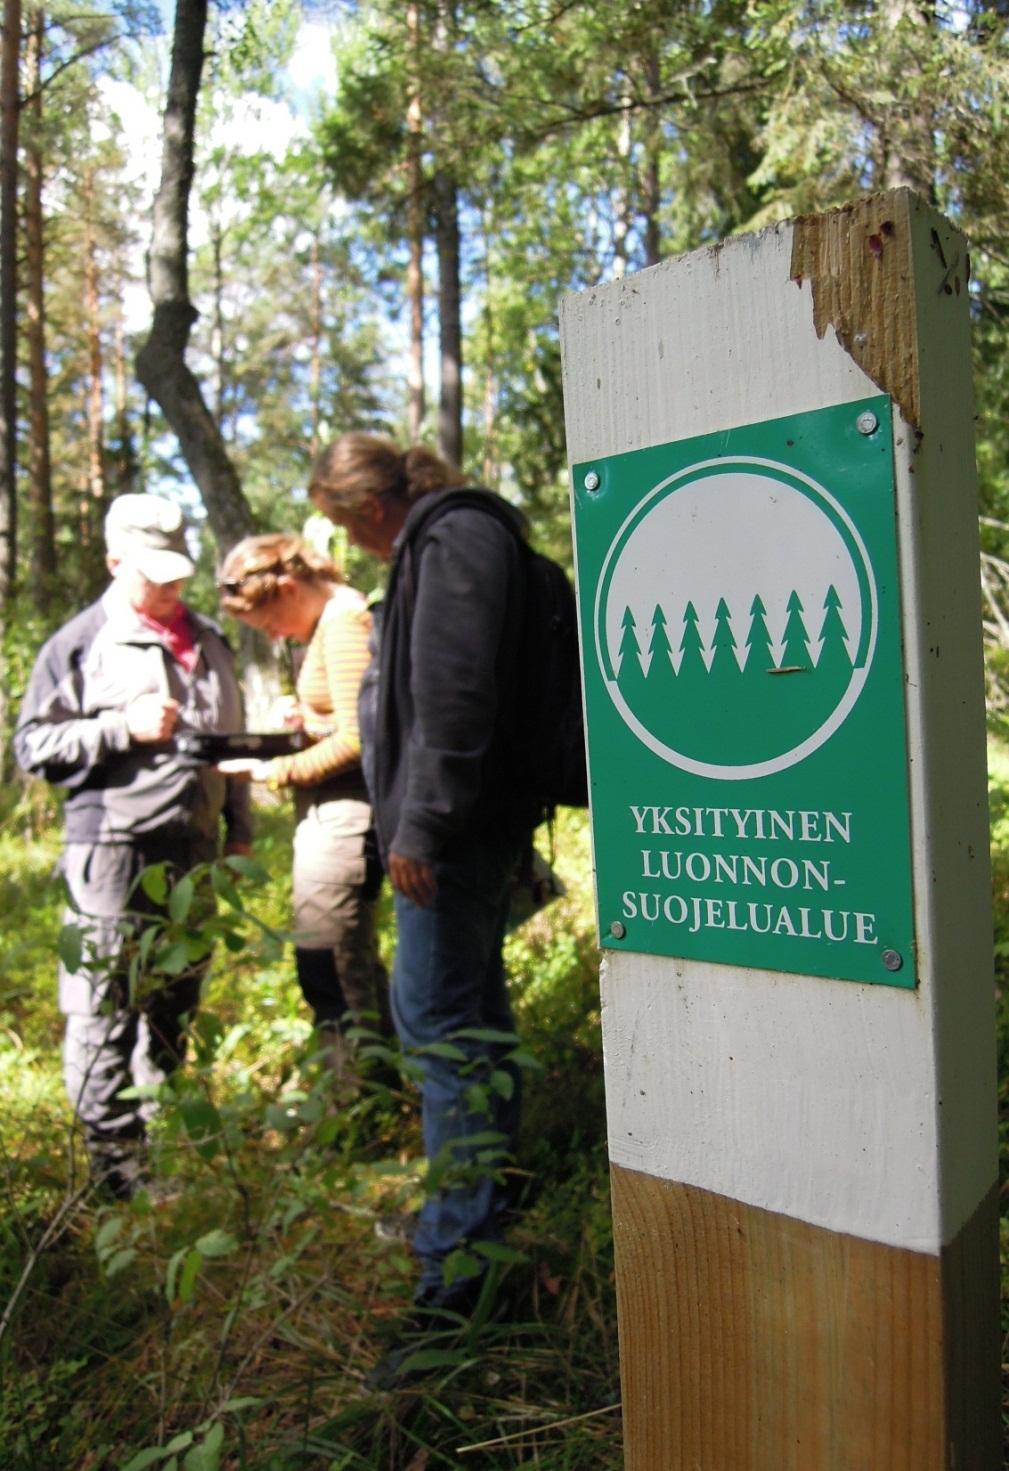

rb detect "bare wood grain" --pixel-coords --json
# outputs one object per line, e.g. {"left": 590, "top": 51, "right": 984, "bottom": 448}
{"left": 790, "top": 190, "right": 920, "bottom": 430}
{"left": 612, "top": 1165, "right": 998, "bottom": 1471}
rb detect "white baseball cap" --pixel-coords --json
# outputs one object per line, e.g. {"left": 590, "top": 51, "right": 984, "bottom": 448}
{"left": 104, "top": 494, "right": 196, "bottom": 583}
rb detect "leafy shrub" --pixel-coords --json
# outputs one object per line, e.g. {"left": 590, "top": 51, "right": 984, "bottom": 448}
{"left": 0, "top": 798, "right": 619, "bottom": 1469}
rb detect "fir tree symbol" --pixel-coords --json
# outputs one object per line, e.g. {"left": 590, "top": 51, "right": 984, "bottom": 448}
{"left": 612, "top": 580, "right": 858, "bottom": 766}
{"left": 743, "top": 594, "right": 774, "bottom": 678}
{"left": 816, "top": 584, "right": 852, "bottom": 679}
{"left": 677, "top": 599, "right": 706, "bottom": 679}
{"left": 779, "top": 590, "right": 811, "bottom": 670}
{"left": 616, "top": 605, "right": 647, "bottom": 700}
{"left": 647, "top": 603, "right": 673, "bottom": 682}
{"left": 617, "top": 605, "right": 643, "bottom": 679}
{"left": 709, "top": 597, "right": 738, "bottom": 681}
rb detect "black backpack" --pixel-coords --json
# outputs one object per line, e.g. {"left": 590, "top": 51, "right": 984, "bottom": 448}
{"left": 401, "top": 489, "right": 588, "bottom": 812}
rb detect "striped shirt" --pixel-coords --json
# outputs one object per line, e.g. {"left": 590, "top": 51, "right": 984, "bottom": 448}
{"left": 266, "top": 585, "right": 371, "bottom": 788}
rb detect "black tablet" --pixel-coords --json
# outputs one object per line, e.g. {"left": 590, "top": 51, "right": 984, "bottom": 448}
{"left": 174, "top": 730, "right": 310, "bottom": 762}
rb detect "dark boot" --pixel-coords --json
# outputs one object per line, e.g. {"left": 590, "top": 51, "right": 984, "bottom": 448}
{"left": 294, "top": 947, "right": 348, "bottom": 1026}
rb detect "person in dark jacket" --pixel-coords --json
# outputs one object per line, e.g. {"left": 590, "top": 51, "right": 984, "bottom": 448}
{"left": 14, "top": 494, "right": 252, "bottom": 1199}
{"left": 309, "top": 434, "right": 539, "bottom": 1353}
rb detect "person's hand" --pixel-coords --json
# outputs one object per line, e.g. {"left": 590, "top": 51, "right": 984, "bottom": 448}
{"left": 270, "top": 695, "right": 304, "bottom": 730}
{"left": 126, "top": 694, "right": 179, "bottom": 743}
{"left": 214, "top": 758, "right": 273, "bottom": 781}
{"left": 388, "top": 851, "right": 437, "bottom": 907}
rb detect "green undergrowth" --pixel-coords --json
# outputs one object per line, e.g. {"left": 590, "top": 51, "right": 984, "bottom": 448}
{"left": 5, "top": 745, "right": 1009, "bottom": 1467}
{"left": 0, "top": 794, "right": 619, "bottom": 1469}
{"left": 988, "top": 741, "right": 1009, "bottom": 1431}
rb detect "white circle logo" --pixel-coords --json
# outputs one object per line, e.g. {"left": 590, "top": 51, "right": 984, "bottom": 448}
{"left": 594, "top": 457, "right": 877, "bottom": 780}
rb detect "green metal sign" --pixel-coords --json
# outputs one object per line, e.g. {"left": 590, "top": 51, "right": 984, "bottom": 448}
{"left": 571, "top": 395, "right": 916, "bottom": 988}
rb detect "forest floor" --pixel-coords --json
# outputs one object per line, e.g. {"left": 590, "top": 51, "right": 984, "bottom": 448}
{"left": 0, "top": 776, "right": 1006, "bottom": 1469}
{"left": 0, "top": 801, "right": 619, "bottom": 1470}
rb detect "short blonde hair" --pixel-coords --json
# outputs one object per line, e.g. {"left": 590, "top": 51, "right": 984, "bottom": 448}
{"left": 218, "top": 532, "right": 341, "bottom": 615}
{"left": 308, "top": 432, "right": 465, "bottom": 519}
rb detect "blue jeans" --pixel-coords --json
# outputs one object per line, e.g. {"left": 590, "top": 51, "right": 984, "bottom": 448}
{"left": 391, "top": 831, "right": 525, "bottom": 1296}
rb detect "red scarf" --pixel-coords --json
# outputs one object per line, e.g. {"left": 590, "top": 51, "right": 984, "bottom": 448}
{"left": 139, "top": 605, "right": 199, "bottom": 673}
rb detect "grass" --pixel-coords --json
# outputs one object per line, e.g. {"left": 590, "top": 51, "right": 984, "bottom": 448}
{"left": 0, "top": 795, "right": 620, "bottom": 1470}
{"left": 2, "top": 757, "right": 1008, "bottom": 1468}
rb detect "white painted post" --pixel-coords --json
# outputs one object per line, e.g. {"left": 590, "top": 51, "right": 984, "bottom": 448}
{"left": 560, "top": 191, "right": 998, "bottom": 1469}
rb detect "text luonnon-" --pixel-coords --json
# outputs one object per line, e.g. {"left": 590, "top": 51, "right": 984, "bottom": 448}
{"left": 621, "top": 802, "right": 877, "bottom": 946}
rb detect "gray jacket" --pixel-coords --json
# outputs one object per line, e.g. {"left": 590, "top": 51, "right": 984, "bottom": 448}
{"left": 14, "top": 586, "right": 252, "bottom": 848}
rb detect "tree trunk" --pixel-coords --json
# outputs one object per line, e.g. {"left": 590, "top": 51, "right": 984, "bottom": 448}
{"left": 0, "top": 0, "right": 19, "bottom": 781}
{"left": 481, "top": 204, "right": 495, "bottom": 486}
{"left": 83, "top": 167, "right": 106, "bottom": 508}
{"left": 0, "top": 0, "right": 20, "bottom": 610}
{"left": 309, "top": 229, "right": 321, "bottom": 458}
{"left": 135, "top": 0, "right": 253, "bottom": 553}
{"left": 433, "top": 167, "right": 461, "bottom": 467}
{"left": 112, "top": 293, "right": 137, "bottom": 493}
{"left": 878, "top": 0, "right": 937, "bottom": 200}
{"left": 612, "top": 85, "right": 632, "bottom": 281}
{"left": 24, "top": 4, "right": 53, "bottom": 602}
{"left": 210, "top": 211, "right": 226, "bottom": 431}
{"left": 642, "top": 52, "right": 662, "bottom": 268}
{"left": 406, "top": 0, "right": 425, "bottom": 441}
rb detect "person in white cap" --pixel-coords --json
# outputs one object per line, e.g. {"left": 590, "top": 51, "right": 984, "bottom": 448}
{"left": 14, "top": 493, "right": 253, "bottom": 1200}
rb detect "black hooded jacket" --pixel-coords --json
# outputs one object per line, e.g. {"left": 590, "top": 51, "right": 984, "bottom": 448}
{"left": 363, "top": 488, "right": 540, "bottom": 865}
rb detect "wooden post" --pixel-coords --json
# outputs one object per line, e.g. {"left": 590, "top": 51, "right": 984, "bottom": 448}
{"left": 560, "top": 190, "right": 998, "bottom": 1470}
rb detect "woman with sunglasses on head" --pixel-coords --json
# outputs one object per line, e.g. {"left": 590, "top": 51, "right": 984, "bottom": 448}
{"left": 217, "top": 533, "right": 389, "bottom": 1080}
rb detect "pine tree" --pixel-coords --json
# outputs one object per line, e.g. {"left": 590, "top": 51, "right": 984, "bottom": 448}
{"left": 617, "top": 604, "right": 643, "bottom": 683}
{"left": 647, "top": 602, "right": 674, "bottom": 680}
{"left": 709, "top": 595, "right": 739, "bottom": 678}
{"left": 779, "top": 590, "right": 812, "bottom": 670}
{"left": 744, "top": 593, "right": 774, "bottom": 677}
{"left": 816, "top": 584, "right": 851, "bottom": 672}
{"left": 809, "top": 582, "right": 855, "bottom": 729}
{"left": 677, "top": 599, "right": 707, "bottom": 677}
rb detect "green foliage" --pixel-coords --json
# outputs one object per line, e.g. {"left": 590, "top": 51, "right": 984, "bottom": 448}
{"left": 14, "top": 0, "right": 1009, "bottom": 655}
{"left": 984, "top": 738, "right": 1009, "bottom": 1397}
{"left": 317, "top": 28, "right": 405, "bottom": 205}
{"left": 3, "top": 765, "right": 1005, "bottom": 1463}
{"left": 7, "top": 1, "right": 1009, "bottom": 1456}
{"left": 0, "top": 799, "right": 620, "bottom": 1468}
